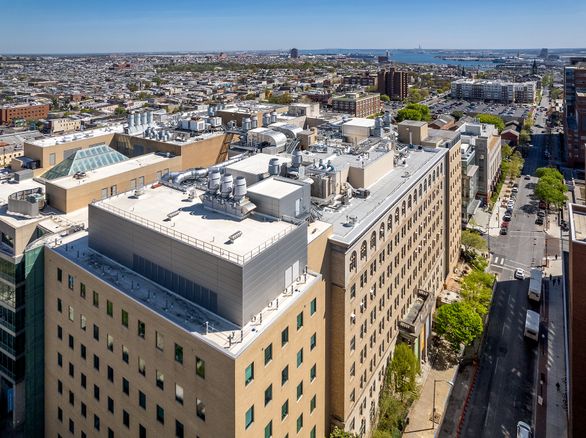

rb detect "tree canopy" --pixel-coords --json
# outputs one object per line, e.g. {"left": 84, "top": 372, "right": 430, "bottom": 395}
{"left": 451, "top": 110, "right": 464, "bottom": 121}
{"left": 330, "top": 427, "right": 358, "bottom": 438}
{"left": 476, "top": 114, "right": 505, "bottom": 132}
{"left": 396, "top": 103, "right": 431, "bottom": 122}
{"left": 389, "top": 343, "right": 420, "bottom": 398}
{"left": 535, "top": 167, "right": 567, "bottom": 208}
{"left": 461, "top": 230, "right": 487, "bottom": 253}
{"left": 380, "top": 94, "right": 390, "bottom": 102}
{"left": 435, "top": 302, "right": 483, "bottom": 352}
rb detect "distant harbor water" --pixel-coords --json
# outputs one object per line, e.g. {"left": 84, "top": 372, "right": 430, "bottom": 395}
{"left": 388, "top": 51, "right": 495, "bottom": 68}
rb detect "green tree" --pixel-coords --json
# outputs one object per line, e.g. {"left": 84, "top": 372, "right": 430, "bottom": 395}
{"left": 451, "top": 110, "right": 464, "bottom": 121}
{"left": 435, "top": 302, "right": 483, "bottom": 352}
{"left": 396, "top": 108, "right": 423, "bottom": 122}
{"left": 114, "top": 106, "right": 127, "bottom": 116}
{"left": 242, "top": 93, "right": 257, "bottom": 101}
{"left": 535, "top": 175, "right": 567, "bottom": 208}
{"left": 127, "top": 83, "right": 139, "bottom": 92}
{"left": 389, "top": 343, "right": 420, "bottom": 398}
{"left": 477, "top": 114, "right": 505, "bottom": 132}
{"left": 519, "top": 129, "right": 531, "bottom": 145}
{"left": 406, "top": 87, "right": 429, "bottom": 103}
{"left": 330, "top": 427, "right": 358, "bottom": 438}
{"left": 268, "top": 92, "right": 292, "bottom": 105}
{"left": 380, "top": 94, "right": 390, "bottom": 102}
{"left": 372, "top": 430, "right": 394, "bottom": 438}
{"left": 550, "top": 88, "right": 562, "bottom": 100}
{"left": 461, "top": 230, "right": 487, "bottom": 253}
{"left": 536, "top": 167, "right": 563, "bottom": 180}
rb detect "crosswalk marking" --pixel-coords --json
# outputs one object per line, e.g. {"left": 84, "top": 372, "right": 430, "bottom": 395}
{"left": 492, "top": 256, "right": 505, "bottom": 266}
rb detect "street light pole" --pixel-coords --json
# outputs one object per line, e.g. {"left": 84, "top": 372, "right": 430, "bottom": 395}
{"left": 432, "top": 379, "right": 454, "bottom": 430}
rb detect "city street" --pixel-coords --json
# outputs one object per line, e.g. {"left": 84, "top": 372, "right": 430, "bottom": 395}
{"left": 460, "top": 128, "right": 549, "bottom": 437}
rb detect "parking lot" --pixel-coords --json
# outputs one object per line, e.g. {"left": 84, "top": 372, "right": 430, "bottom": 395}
{"left": 428, "top": 98, "right": 532, "bottom": 122}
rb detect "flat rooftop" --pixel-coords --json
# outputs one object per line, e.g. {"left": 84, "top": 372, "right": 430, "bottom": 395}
{"left": 93, "top": 184, "right": 298, "bottom": 264}
{"left": 571, "top": 205, "right": 586, "bottom": 242}
{"left": 318, "top": 146, "right": 447, "bottom": 245}
{"left": 50, "top": 233, "right": 320, "bottom": 357}
{"left": 28, "top": 125, "right": 125, "bottom": 148}
{"left": 47, "top": 153, "right": 175, "bottom": 189}
{"left": 247, "top": 177, "right": 301, "bottom": 200}
{"left": 225, "top": 153, "right": 290, "bottom": 176}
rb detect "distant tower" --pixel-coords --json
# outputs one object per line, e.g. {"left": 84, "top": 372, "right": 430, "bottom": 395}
{"left": 539, "top": 48, "right": 548, "bottom": 59}
{"left": 532, "top": 59, "right": 538, "bottom": 75}
{"left": 290, "top": 48, "right": 299, "bottom": 59}
{"left": 461, "top": 66, "right": 466, "bottom": 76}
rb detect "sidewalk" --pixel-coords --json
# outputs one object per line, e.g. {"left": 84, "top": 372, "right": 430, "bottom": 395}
{"left": 535, "top": 259, "right": 568, "bottom": 438}
{"left": 403, "top": 363, "right": 459, "bottom": 438}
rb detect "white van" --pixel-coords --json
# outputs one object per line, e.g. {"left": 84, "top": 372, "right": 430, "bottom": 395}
{"left": 517, "top": 421, "right": 532, "bottom": 438}
{"left": 528, "top": 268, "right": 542, "bottom": 302}
{"left": 524, "top": 310, "right": 540, "bottom": 341}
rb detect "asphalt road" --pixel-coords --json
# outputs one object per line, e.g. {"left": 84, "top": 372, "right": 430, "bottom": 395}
{"left": 461, "top": 134, "right": 547, "bottom": 437}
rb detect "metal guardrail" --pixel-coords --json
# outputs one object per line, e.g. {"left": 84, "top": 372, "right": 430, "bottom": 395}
{"left": 95, "top": 201, "right": 296, "bottom": 265}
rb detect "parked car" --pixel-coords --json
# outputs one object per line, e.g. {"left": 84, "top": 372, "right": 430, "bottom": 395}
{"left": 500, "top": 227, "right": 508, "bottom": 235}
{"left": 515, "top": 269, "right": 525, "bottom": 280}
{"left": 512, "top": 187, "right": 519, "bottom": 194}
{"left": 535, "top": 217, "right": 544, "bottom": 225}
{"left": 537, "top": 211, "right": 545, "bottom": 218}
{"left": 525, "top": 174, "right": 531, "bottom": 180}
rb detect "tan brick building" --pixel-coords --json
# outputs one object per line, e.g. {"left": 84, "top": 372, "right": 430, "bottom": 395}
{"left": 331, "top": 93, "right": 381, "bottom": 118}
{"left": 0, "top": 103, "right": 50, "bottom": 125}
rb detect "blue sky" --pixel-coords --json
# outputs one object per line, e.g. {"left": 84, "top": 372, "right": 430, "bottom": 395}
{"left": 1, "top": 0, "right": 585, "bottom": 53}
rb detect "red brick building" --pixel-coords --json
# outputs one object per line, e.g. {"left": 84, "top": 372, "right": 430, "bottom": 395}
{"left": 0, "top": 103, "right": 50, "bottom": 125}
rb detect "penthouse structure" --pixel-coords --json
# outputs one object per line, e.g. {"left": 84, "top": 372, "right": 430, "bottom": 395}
{"left": 451, "top": 79, "right": 537, "bottom": 104}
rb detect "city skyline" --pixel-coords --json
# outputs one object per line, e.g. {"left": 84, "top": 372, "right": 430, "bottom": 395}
{"left": 2, "top": 0, "right": 585, "bottom": 54}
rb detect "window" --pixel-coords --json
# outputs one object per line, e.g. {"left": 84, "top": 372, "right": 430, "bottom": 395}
{"left": 121, "top": 309, "right": 128, "bottom": 328}
{"left": 196, "top": 357, "right": 205, "bottom": 379}
{"left": 264, "top": 343, "right": 273, "bottom": 365}
{"left": 281, "top": 365, "right": 289, "bottom": 385}
{"left": 93, "top": 324, "right": 99, "bottom": 341}
{"left": 245, "top": 406, "right": 254, "bottom": 429}
{"left": 360, "top": 241, "right": 367, "bottom": 259}
{"left": 57, "top": 352, "right": 62, "bottom": 367}
{"left": 57, "top": 325, "right": 62, "bottom": 339}
{"left": 245, "top": 362, "right": 254, "bottom": 385}
{"left": 81, "top": 373, "right": 87, "bottom": 388}
{"left": 296, "top": 311, "right": 303, "bottom": 330}
{"left": 310, "top": 298, "right": 317, "bottom": 315}
{"left": 138, "top": 320, "right": 145, "bottom": 338}
{"left": 68, "top": 274, "right": 74, "bottom": 290}
{"left": 175, "top": 343, "right": 183, "bottom": 364}
{"left": 57, "top": 268, "right": 63, "bottom": 282}
{"left": 264, "top": 420, "right": 273, "bottom": 438}
{"left": 122, "top": 409, "right": 129, "bottom": 428}
{"left": 69, "top": 390, "right": 74, "bottom": 405}
{"left": 156, "top": 370, "right": 164, "bottom": 390}
{"left": 264, "top": 384, "right": 272, "bottom": 406}
{"left": 155, "top": 331, "right": 164, "bottom": 350}
{"left": 281, "top": 327, "right": 289, "bottom": 347}
{"left": 94, "top": 414, "right": 100, "bottom": 431}
{"left": 122, "top": 377, "right": 129, "bottom": 395}
{"left": 175, "top": 384, "right": 184, "bottom": 404}
{"left": 69, "top": 362, "right": 75, "bottom": 377}
{"left": 80, "top": 344, "right": 86, "bottom": 360}
{"left": 310, "top": 395, "right": 316, "bottom": 413}
{"left": 107, "top": 366, "right": 114, "bottom": 382}
{"left": 139, "top": 425, "right": 146, "bottom": 438}
{"left": 310, "top": 426, "right": 316, "bottom": 438}
{"left": 296, "top": 381, "right": 303, "bottom": 400}
{"left": 93, "top": 354, "right": 100, "bottom": 371}
{"left": 107, "top": 334, "right": 114, "bottom": 352}
{"left": 106, "top": 300, "right": 113, "bottom": 317}
{"left": 296, "top": 348, "right": 303, "bottom": 367}
{"left": 281, "top": 400, "right": 289, "bottom": 420}
{"left": 68, "top": 305, "right": 74, "bottom": 321}
{"left": 93, "top": 291, "right": 99, "bottom": 307}
{"left": 139, "top": 391, "right": 146, "bottom": 409}
{"left": 80, "top": 314, "right": 87, "bottom": 331}
{"left": 57, "top": 407, "right": 63, "bottom": 422}
{"left": 107, "top": 397, "right": 114, "bottom": 413}
{"left": 350, "top": 251, "right": 357, "bottom": 271}
{"left": 310, "top": 364, "right": 317, "bottom": 381}
{"left": 69, "top": 419, "right": 75, "bottom": 434}
{"left": 296, "top": 414, "right": 303, "bottom": 432}
{"left": 122, "top": 345, "right": 129, "bottom": 363}
{"left": 58, "top": 379, "right": 63, "bottom": 394}
{"left": 196, "top": 398, "right": 206, "bottom": 421}
{"left": 94, "top": 384, "right": 100, "bottom": 401}
{"left": 81, "top": 402, "right": 87, "bottom": 418}
{"left": 57, "top": 298, "right": 62, "bottom": 313}
{"left": 156, "top": 405, "right": 164, "bottom": 424}
{"left": 138, "top": 357, "right": 146, "bottom": 376}
{"left": 310, "top": 333, "right": 316, "bottom": 350}
{"left": 175, "top": 420, "right": 184, "bottom": 438}
{"left": 80, "top": 282, "right": 86, "bottom": 298}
